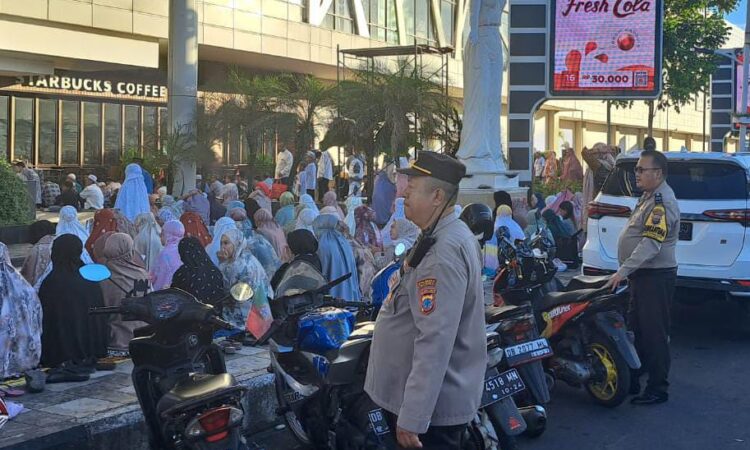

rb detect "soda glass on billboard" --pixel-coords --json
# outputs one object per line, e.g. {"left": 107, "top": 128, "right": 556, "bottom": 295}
{"left": 549, "top": 0, "right": 663, "bottom": 98}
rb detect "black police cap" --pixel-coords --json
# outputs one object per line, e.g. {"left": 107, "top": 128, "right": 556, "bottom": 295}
{"left": 396, "top": 151, "right": 467, "bottom": 186}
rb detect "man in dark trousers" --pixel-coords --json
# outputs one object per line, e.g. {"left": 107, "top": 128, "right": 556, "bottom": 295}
{"left": 365, "top": 151, "right": 487, "bottom": 448}
{"left": 605, "top": 148, "right": 679, "bottom": 405}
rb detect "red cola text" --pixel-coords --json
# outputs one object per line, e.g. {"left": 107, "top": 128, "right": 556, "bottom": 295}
{"left": 560, "top": 0, "right": 651, "bottom": 18}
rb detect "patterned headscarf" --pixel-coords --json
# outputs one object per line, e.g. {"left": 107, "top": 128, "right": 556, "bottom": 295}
{"left": 86, "top": 208, "right": 118, "bottom": 256}
{"left": 0, "top": 242, "right": 42, "bottom": 378}
{"left": 180, "top": 212, "right": 212, "bottom": 247}
{"left": 354, "top": 205, "right": 383, "bottom": 250}
{"left": 171, "top": 237, "right": 226, "bottom": 306}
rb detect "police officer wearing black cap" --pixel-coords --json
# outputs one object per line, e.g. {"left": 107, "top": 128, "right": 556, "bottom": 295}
{"left": 365, "top": 151, "right": 487, "bottom": 448}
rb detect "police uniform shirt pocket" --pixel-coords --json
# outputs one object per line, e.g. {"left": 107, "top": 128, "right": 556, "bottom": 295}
{"left": 380, "top": 269, "right": 404, "bottom": 315}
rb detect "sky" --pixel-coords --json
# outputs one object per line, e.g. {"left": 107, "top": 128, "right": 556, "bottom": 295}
{"left": 727, "top": 0, "right": 747, "bottom": 29}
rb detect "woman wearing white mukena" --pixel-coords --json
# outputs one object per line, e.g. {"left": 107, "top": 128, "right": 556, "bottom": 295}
{"left": 456, "top": 0, "right": 507, "bottom": 178}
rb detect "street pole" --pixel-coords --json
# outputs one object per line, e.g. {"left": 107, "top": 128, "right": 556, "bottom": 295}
{"left": 740, "top": 4, "right": 750, "bottom": 153}
{"left": 168, "top": 0, "right": 198, "bottom": 196}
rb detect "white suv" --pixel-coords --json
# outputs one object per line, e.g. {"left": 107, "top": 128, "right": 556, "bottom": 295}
{"left": 582, "top": 150, "right": 750, "bottom": 323}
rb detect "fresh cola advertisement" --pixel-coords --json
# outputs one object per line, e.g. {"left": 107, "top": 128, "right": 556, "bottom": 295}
{"left": 549, "top": 0, "right": 663, "bottom": 97}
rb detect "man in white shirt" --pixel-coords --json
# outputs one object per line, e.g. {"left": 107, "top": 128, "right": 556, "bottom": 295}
{"left": 275, "top": 145, "right": 294, "bottom": 187}
{"left": 80, "top": 174, "right": 104, "bottom": 210}
{"left": 303, "top": 151, "right": 317, "bottom": 198}
{"left": 316, "top": 149, "right": 334, "bottom": 201}
{"left": 346, "top": 150, "right": 365, "bottom": 197}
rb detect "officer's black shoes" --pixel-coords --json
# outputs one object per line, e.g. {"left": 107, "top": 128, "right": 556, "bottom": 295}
{"left": 630, "top": 392, "right": 668, "bottom": 405}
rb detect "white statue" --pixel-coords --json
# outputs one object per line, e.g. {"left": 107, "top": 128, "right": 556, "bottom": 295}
{"left": 457, "top": 0, "right": 508, "bottom": 186}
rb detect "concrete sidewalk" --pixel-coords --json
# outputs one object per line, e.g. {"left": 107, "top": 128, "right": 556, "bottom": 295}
{"left": 0, "top": 346, "right": 278, "bottom": 450}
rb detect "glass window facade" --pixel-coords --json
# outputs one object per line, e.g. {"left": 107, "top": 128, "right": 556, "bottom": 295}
{"left": 0, "top": 96, "right": 9, "bottom": 159}
{"left": 104, "top": 103, "right": 122, "bottom": 165}
{"left": 363, "top": 0, "right": 398, "bottom": 43}
{"left": 404, "top": 0, "right": 437, "bottom": 45}
{"left": 143, "top": 106, "right": 158, "bottom": 156}
{"left": 14, "top": 98, "right": 33, "bottom": 163}
{"left": 83, "top": 102, "right": 102, "bottom": 165}
{"left": 0, "top": 91, "right": 168, "bottom": 166}
{"left": 38, "top": 99, "right": 57, "bottom": 165}
{"left": 124, "top": 105, "right": 140, "bottom": 153}
{"left": 61, "top": 100, "right": 79, "bottom": 165}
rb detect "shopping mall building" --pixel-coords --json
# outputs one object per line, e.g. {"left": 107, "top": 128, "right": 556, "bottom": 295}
{"left": 0, "top": 0, "right": 744, "bottom": 180}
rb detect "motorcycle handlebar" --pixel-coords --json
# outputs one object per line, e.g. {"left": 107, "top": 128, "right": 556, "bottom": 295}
{"left": 89, "top": 306, "right": 123, "bottom": 315}
{"left": 207, "top": 315, "right": 236, "bottom": 330}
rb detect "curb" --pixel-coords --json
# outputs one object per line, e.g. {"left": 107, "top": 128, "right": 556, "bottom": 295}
{"left": 1, "top": 373, "right": 280, "bottom": 450}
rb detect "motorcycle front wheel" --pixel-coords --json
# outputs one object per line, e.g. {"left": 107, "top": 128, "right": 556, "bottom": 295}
{"left": 273, "top": 373, "right": 313, "bottom": 447}
{"left": 585, "top": 334, "right": 630, "bottom": 407}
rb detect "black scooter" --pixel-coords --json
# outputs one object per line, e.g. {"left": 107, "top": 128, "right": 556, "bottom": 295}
{"left": 84, "top": 264, "right": 252, "bottom": 450}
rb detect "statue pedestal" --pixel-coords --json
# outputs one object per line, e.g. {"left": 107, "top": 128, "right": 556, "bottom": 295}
{"left": 457, "top": 171, "right": 527, "bottom": 208}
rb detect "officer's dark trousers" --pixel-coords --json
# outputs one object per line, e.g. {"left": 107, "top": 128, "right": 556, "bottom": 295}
{"left": 628, "top": 267, "right": 677, "bottom": 396}
{"left": 385, "top": 413, "right": 465, "bottom": 449}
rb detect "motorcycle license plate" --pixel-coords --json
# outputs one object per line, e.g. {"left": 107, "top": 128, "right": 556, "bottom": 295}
{"left": 480, "top": 369, "right": 525, "bottom": 408}
{"left": 283, "top": 389, "right": 305, "bottom": 404}
{"left": 504, "top": 338, "right": 553, "bottom": 367}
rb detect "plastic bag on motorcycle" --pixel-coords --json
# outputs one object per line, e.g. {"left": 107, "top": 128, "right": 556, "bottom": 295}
{"left": 298, "top": 308, "right": 356, "bottom": 353}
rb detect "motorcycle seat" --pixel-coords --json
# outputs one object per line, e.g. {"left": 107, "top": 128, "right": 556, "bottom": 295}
{"left": 485, "top": 303, "right": 532, "bottom": 323}
{"left": 157, "top": 373, "right": 236, "bottom": 416}
{"left": 537, "top": 288, "right": 600, "bottom": 312}
{"left": 348, "top": 321, "right": 375, "bottom": 340}
{"left": 565, "top": 275, "right": 610, "bottom": 292}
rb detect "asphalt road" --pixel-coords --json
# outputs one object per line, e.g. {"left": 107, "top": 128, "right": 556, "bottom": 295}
{"left": 247, "top": 292, "right": 750, "bottom": 450}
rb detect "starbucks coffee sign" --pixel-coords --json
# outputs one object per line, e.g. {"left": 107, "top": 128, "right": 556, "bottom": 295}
{"left": 15, "top": 74, "right": 167, "bottom": 98}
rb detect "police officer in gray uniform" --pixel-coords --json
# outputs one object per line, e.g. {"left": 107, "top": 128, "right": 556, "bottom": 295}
{"left": 605, "top": 149, "right": 679, "bottom": 405}
{"left": 365, "top": 151, "right": 487, "bottom": 448}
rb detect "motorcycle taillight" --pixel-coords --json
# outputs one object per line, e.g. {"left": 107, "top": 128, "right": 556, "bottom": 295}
{"left": 499, "top": 315, "right": 538, "bottom": 343}
{"left": 185, "top": 406, "right": 243, "bottom": 443}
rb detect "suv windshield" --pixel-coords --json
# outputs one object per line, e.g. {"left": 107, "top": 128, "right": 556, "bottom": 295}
{"left": 601, "top": 160, "right": 749, "bottom": 200}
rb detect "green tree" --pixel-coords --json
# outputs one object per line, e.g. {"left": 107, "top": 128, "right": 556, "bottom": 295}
{"left": 614, "top": 0, "right": 737, "bottom": 135}
{"left": 322, "top": 59, "right": 447, "bottom": 193}
{"left": 210, "top": 70, "right": 295, "bottom": 183}
{"left": 273, "top": 73, "right": 336, "bottom": 157}
{"left": 0, "top": 160, "right": 33, "bottom": 226}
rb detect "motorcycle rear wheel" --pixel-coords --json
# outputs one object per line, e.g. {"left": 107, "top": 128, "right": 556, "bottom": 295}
{"left": 585, "top": 334, "right": 630, "bottom": 407}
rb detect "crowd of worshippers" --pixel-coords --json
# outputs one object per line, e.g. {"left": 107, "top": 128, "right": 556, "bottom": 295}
{"left": 1, "top": 144, "right": 617, "bottom": 383}
{"left": 487, "top": 143, "right": 618, "bottom": 273}
{"left": 1, "top": 159, "right": 420, "bottom": 383}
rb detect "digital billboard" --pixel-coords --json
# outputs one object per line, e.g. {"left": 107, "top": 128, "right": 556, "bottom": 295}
{"left": 549, "top": 0, "right": 663, "bottom": 98}
{"left": 736, "top": 53, "right": 748, "bottom": 116}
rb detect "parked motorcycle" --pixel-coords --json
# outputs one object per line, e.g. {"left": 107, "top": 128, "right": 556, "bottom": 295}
{"left": 493, "top": 232, "right": 641, "bottom": 407}
{"left": 83, "top": 264, "right": 252, "bottom": 450}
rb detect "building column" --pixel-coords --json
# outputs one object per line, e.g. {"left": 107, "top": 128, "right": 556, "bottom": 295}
{"left": 609, "top": 125, "right": 617, "bottom": 148}
{"left": 169, "top": 0, "right": 199, "bottom": 196}
{"left": 547, "top": 110, "right": 559, "bottom": 152}
{"left": 573, "top": 121, "right": 584, "bottom": 156}
{"left": 637, "top": 129, "right": 646, "bottom": 149}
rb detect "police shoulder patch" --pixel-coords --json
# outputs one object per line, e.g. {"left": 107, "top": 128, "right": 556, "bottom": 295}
{"left": 417, "top": 278, "right": 437, "bottom": 315}
{"left": 643, "top": 204, "right": 668, "bottom": 242}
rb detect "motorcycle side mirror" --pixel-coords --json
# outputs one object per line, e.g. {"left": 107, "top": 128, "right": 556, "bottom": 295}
{"left": 230, "top": 282, "right": 254, "bottom": 303}
{"left": 79, "top": 264, "right": 111, "bottom": 282}
{"left": 394, "top": 242, "right": 406, "bottom": 257}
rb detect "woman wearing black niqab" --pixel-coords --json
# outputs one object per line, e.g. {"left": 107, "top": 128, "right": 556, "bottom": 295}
{"left": 171, "top": 236, "right": 227, "bottom": 307}
{"left": 39, "top": 234, "right": 108, "bottom": 368}
{"left": 270, "top": 229, "right": 322, "bottom": 291}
